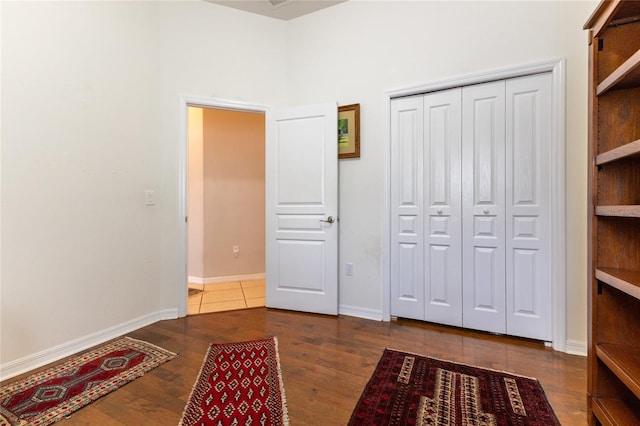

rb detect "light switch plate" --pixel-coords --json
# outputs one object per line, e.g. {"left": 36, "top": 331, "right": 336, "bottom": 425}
{"left": 144, "top": 190, "right": 155, "bottom": 206}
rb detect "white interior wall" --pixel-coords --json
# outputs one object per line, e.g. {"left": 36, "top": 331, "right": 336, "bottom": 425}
{"left": 2, "top": 1, "right": 165, "bottom": 367}
{"left": 0, "top": 1, "right": 287, "bottom": 375}
{"left": 285, "top": 0, "right": 598, "bottom": 350}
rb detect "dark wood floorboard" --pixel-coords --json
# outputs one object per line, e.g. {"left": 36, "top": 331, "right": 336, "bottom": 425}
{"left": 7, "top": 308, "right": 587, "bottom": 425}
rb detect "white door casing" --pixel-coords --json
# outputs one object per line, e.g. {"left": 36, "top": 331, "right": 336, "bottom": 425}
{"left": 461, "top": 81, "right": 507, "bottom": 334}
{"left": 265, "top": 102, "right": 339, "bottom": 315}
{"left": 424, "top": 88, "right": 463, "bottom": 327}
{"left": 505, "top": 73, "right": 552, "bottom": 341}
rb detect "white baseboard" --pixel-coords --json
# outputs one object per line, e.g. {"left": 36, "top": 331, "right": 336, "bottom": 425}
{"left": 339, "top": 304, "right": 383, "bottom": 321}
{"left": 337, "top": 306, "right": 587, "bottom": 357}
{"left": 188, "top": 273, "right": 265, "bottom": 285}
{"left": 0, "top": 308, "right": 178, "bottom": 382}
{"left": 565, "top": 339, "right": 587, "bottom": 356}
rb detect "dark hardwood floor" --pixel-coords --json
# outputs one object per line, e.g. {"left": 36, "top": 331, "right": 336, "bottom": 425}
{"left": 18, "top": 308, "right": 587, "bottom": 425}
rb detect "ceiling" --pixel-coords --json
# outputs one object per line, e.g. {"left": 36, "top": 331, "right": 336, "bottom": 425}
{"left": 205, "top": 0, "right": 348, "bottom": 21}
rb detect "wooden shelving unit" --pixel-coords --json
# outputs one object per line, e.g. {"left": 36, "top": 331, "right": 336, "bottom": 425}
{"left": 585, "top": 1, "right": 640, "bottom": 424}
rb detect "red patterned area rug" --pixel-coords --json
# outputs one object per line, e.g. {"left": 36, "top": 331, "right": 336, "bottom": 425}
{"left": 0, "top": 337, "right": 176, "bottom": 426}
{"left": 179, "top": 337, "right": 288, "bottom": 426}
{"left": 349, "top": 348, "right": 560, "bottom": 426}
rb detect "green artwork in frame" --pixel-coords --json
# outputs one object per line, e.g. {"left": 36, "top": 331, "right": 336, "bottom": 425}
{"left": 338, "top": 118, "right": 349, "bottom": 146}
{"left": 338, "top": 103, "right": 360, "bottom": 159}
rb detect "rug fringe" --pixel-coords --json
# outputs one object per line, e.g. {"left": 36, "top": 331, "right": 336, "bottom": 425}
{"left": 384, "top": 347, "right": 540, "bottom": 381}
{"left": 273, "top": 337, "right": 290, "bottom": 426}
{"left": 123, "top": 336, "right": 178, "bottom": 357}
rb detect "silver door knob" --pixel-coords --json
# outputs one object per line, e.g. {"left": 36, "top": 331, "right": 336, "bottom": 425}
{"left": 483, "top": 209, "right": 490, "bottom": 214}
{"left": 320, "top": 216, "right": 335, "bottom": 224}
{"left": 437, "top": 209, "right": 443, "bottom": 215}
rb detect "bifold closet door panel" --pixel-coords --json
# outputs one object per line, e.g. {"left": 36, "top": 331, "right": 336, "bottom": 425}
{"left": 390, "top": 96, "right": 424, "bottom": 320}
{"left": 505, "top": 73, "right": 552, "bottom": 341}
{"left": 461, "top": 81, "right": 507, "bottom": 334}
{"left": 423, "top": 88, "right": 463, "bottom": 327}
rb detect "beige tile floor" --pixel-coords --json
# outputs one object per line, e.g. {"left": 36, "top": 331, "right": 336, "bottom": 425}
{"left": 187, "top": 280, "right": 265, "bottom": 315}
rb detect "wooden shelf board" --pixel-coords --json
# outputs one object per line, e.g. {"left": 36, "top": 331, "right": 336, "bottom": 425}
{"left": 596, "top": 139, "right": 640, "bottom": 165}
{"left": 595, "top": 205, "right": 640, "bottom": 217}
{"left": 585, "top": 0, "right": 623, "bottom": 35}
{"left": 587, "top": 0, "right": 640, "bottom": 35}
{"left": 597, "top": 343, "right": 640, "bottom": 399}
{"left": 592, "top": 396, "right": 640, "bottom": 426}
{"left": 597, "top": 48, "right": 640, "bottom": 95}
{"left": 613, "top": 1, "right": 640, "bottom": 26}
{"left": 596, "top": 268, "right": 640, "bottom": 300}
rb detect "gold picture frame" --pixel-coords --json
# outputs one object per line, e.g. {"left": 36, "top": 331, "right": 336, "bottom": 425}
{"left": 338, "top": 103, "right": 360, "bottom": 159}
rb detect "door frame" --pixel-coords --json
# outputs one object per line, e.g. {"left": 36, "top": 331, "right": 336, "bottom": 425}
{"left": 383, "top": 59, "right": 568, "bottom": 352}
{"left": 177, "top": 95, "right": 268, "bottom": 317}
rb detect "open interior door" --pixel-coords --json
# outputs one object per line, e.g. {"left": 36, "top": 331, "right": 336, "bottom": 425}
{"left": 265, "top": 102, "right": 338, "bottom": 315}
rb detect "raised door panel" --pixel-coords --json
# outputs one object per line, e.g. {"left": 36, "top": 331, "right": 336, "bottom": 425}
{"left": 505, "top": 73, "right": 552, "bottom": 340}
{"left": 462, "top": 81, "right": 506, "bottom": 334}
{"left": 424, "top": 88, "right": 463, "bottom": 326}
{"left": 390, "top": 96, "right": 424, "bottom": 320}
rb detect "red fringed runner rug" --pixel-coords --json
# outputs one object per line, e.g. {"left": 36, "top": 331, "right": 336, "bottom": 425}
{"left": 179, "top": 337, "right": 288, "bottom": 426}
{"left": 349, "top": 348, "right": 560, "bottom": 426}
{"left": 0, "top": 337, "right": 176, "bottom": 426}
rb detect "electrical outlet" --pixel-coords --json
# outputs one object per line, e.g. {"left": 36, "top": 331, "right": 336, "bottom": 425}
{"left": 346, "top": 263, "right": 354, "bottom": 276}
{"left": 233, "top": 245, "right": 239, "bottom": 258}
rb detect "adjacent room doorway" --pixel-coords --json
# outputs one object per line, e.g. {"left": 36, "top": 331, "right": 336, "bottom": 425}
{"left": 184, "top": 102, "right": 266, "bottom": 316}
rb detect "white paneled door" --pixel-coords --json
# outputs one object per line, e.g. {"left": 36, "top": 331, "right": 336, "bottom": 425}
{"left": 390, "top": 73, "right": 552, "bottom": 341}
{"left": 423, "top": 89, "right": 463, "bottom": 327}
{"left": 461, "top": 81, "right": 506, "bottom": 334}
{"left": 505, "top": 74, "right": 552, "bottom": 341}
{"left": 265, "top": 102, "right": 338, "bottom": 315}
{"left": 390, "top": 96, "right": 425, "bottom": 320}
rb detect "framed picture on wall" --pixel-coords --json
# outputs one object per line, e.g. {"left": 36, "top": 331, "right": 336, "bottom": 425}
{"left": 338, "top": 103, "right": 360, "bottom": 159}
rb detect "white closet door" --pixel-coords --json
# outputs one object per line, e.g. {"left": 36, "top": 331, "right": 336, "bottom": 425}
{"left": 390, "top": 96, "right": 424, "bottom": 320}
{"left": 462, "top": 81, "right": 506, "bottom": 334}
{"left": 505, "top": 73, "right": 552, "bottom": 341}
{"left": 423, "top": 88, "right": 463, "bottom": 326}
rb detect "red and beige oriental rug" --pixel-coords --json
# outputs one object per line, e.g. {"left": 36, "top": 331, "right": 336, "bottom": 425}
{"left": 349, "top": 348, "right": 560, "bottom": 426}
{"left": 179, "top": 337, "right": 289, "bottom": 426}
{"left": 0, "top": 337, "right": 176, "bottom": 426}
